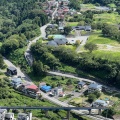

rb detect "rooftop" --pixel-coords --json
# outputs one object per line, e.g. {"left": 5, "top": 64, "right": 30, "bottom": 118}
{"left": 47, "top": 40, "right": 58, "bottom": 47}
{"left": 78, "top": 81, "right": 86, "bottom": 86}
{"left": 0, "top": 109, "right": 6, "bottom": 113}
{"left": 25, "top": 84, "right": 38, "bottom": 90}
{"left": 88, "top": 83, "right": 102, "bottom": 89}
{"left": 8, "top": 66, "right": 16, "bottom": 71}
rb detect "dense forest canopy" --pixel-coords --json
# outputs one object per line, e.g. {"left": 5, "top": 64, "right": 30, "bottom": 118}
{"left": 0, "top": 0, "right": 48, "bottom": 41}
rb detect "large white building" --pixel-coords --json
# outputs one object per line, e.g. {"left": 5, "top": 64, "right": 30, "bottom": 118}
{"left": 0, "top": 109, "right": 7, "bottom": 120}
{"left": 5, "top": 113, "right": 16, "bottom": 120}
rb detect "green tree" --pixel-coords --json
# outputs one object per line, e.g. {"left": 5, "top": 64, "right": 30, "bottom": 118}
{"left": 102, "top": 107, "right": 116, "bottom": 118}
{"left": 84, "top": 43, "right": 98, "bottom": 53}
{"left": 94, "top": 91, "right": 101, "bottom": 98}
{"left": 64, "top": 26, "right": 72, "bottom": 35}
{"left": 0, "top": 54, "right": 4, "bottom": 68}
{"left": 1, "top": 39, "right": 19, "bottom": 55}
{"left": 32, "top": 60, "right": 47, "bottom": 76}
{"left": 88, "top": 94, "right": 96, "bottom": 103}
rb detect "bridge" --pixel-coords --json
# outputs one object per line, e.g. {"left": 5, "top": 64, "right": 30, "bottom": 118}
{"left": 0, "top": 106, "right": 108, "bottom": 120}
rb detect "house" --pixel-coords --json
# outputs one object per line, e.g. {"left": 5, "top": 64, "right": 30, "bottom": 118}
{"left": 92, "top": 99, "right": 108, "bottom": 107}
{"left": 11, "top": 78, "right": 22, "bottom": 88}
{"left": 39, "top": 82, "right": 51, "bottom": 92}
{"left": 7, "top": 66, "right": 17, "bottom": 76}
{"left": 72, "top": 26, "right": 92, "bottom": 31}
{"left": 18, "top": 82, "right": 31, "bottom": 92}
{"left": 88, "top": 83, "right": 102, "bottom": 93}
{"left": 40, "top": 85, "right": 51, "bottom": 92}
{"left": 53, "top": 87, "right": 63, "bottom": 96}
{"left": 47, "top": 40, "right": 58, "bottom": 47}
{"left": 5, "top": 113, "right": 15, "bottom": 120}
{"left": 24, "top": 84, "right": 40, "bottom": 97}
{"left": 78, "top": 81, "right": 86, "bottom": 88}
{"left": 18, "top": 113, "right": 32, "bottom": 120}
{"left": 0, "top": 109, "right": 7, "bottom": 120}
{"left": 54, "top": 38, "right": 68, "bottom": 45}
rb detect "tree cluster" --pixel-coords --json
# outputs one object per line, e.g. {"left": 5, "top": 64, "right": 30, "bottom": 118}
{"left": 102, "top": 24, "right": 120, "bottom": 41}
{"left": 31, "top": 43, "right": 120, "bottom": 88}
{"left": 69, "top": 0, "right": 81, "bottom": 10}
{"left": 0, "top": 0, "right": 48, "bottom": 42}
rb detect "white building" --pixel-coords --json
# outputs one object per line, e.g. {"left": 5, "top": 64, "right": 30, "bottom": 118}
{"left": 0, "top": 109, "right": 7, "bottom": 120}
{"left": 18, "top": 113, "right": 32, "bottom": 120}
{"left": 53, "top": 87, "right": 64, "bottom": 96}
{"left": 92, "top": 99, "right": 108, "bottom": 107}
{"left": 5, "top": 113, "right": 16, "bottom": 120}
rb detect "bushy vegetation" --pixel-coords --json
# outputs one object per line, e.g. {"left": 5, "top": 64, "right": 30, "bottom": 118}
{"left": 0, "top": 0, "right": 49, "bottom": 57}
{"left": 0, "top": 76, "right": 90, "bottom": 120}
{"left": 31, "top": 43, "right": 120, "bottom": 88}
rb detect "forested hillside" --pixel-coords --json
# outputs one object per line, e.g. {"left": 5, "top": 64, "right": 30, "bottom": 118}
{"left": 0, "top": 0, "right": 48, "bottom": 55}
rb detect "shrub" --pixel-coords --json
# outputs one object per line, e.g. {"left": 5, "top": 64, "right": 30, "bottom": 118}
{"left": 88, "top": 94, "right": 96, "bottom": 103}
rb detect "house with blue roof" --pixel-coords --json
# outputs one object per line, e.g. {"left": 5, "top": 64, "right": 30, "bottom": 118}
{"left": 92, "top": 99, "right": 108, "bottom": 107}
{"left": 40, "top": 85, "right": 51, "bottom": 92}
{"left": 88, "top": 83, "right": 102, "bottom": 93}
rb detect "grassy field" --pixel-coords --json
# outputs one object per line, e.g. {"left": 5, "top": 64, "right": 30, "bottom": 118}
{"left": 0, "top": 42, "right": 2, "bottom": 47}
{"left": 66, "top": 22, "right": 78, "bottom": 27}
{"left": 92, "top": 50, "right": 120, "bottom": 62}
{"left": 65, "top": 45, "right": 77, "bottom": 51}
{"left": 87, "top": 31, "right": 119, "bottom": 45}
{"left": 93, "top": 12, "right": 120, "bottom": 24}
{"left": 80, "top": 4, "right": 96, "bottom": 11}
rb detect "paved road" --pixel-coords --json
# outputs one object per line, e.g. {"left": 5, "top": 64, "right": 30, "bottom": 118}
{"left": 52, "top": 2, "right": 58, "bottom": 20}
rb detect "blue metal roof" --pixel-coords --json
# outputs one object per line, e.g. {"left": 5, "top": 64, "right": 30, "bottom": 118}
{"left": 41, "top": 85, "right": 51, "bottom": 92}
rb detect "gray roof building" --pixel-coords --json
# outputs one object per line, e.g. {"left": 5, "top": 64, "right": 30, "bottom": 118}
{"left": 47, "top": 40, "right": 58, "bottom": 47}
{"left": 54, "top": 38, "right": 68, "bottom": 45}
{"left": 88, "top": 83, "right": 102, "bottom": 89}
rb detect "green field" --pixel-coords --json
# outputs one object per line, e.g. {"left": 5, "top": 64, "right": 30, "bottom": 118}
{"left": 66, "top": 22, "right": 78, "bottom": 27}
{"left": 93, "top": 12, "right": 120, "bottom": 24}
{"left": 80, "top": 4, "right": 96, "bottom": 11}
{"left": 92, "top": 50, "right": 120, "bottom": 62}
{"left": 87, "top": 31, "right": 120, "bottom": 46}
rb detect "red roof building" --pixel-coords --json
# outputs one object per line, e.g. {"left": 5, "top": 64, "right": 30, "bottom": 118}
{"left": 25, "top": 84, "right": 38, "bottom": 92}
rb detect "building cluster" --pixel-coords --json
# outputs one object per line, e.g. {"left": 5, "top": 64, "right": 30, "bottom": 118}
{"left": 39, "top": 82, "right": 65, "bottom": 97}
{"left": 47, "top": 34, "right": 68, "bottom": 47}
{"left": 7, "top": 66, "right": 40, "bottom": 98}
{"left": 43, "top": 0, "right": 57, "bottom": 16}
{"left": 0, "top": 109, "right": 32, "bottom": 120}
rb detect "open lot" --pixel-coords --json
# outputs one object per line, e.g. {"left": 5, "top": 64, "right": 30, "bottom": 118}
{"left": 66, "top": 22, "right": 78, "bottom": 27}
{"left": 92, "top": 50, "right": 120, "bottom": 62}
{"left": 87, "top": 31, "right": 119, "bottom": 45}
{"left": 93, "top": 12, "right": 120, "bottom": 24}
